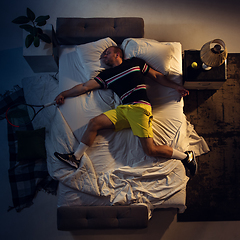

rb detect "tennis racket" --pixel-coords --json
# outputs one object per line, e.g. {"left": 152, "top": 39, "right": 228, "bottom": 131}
{"left": 6, "top": 101, "right": 56, "bottom": 128}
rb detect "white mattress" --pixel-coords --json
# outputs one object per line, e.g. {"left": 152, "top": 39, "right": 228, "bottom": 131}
{"left": 58, "top": 42, "right": 184, "bottom": 138}
{"left": 39, "top": 41, "right": 210, "bottom": 217}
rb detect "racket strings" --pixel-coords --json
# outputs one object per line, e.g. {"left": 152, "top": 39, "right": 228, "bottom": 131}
{"left": 7, "top": 105, "right": 35, "bottom": 127}
{"left": 6, "top": 101, "right": 55, "bottom": 127}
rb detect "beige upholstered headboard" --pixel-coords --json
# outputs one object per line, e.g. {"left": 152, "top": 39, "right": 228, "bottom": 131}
{"left": 55, "top": 17, "right": 144, "bottom": 45}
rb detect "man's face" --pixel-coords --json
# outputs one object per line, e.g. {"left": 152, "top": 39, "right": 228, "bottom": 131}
{"left": 101, "top": 47, "right": 116, "bottom": 67}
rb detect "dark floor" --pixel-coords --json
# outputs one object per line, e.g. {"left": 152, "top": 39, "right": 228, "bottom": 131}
{"left": 179, "top": 53, "right": 240, "bottom": 221}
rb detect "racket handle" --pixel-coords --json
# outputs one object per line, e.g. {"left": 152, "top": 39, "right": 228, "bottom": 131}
{"left": 44, "top": 101, "right": 56, "bottom": 108}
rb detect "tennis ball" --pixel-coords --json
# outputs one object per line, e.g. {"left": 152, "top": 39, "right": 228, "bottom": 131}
{"left": 191, "top": 62, "right": 198, "bottom": 68}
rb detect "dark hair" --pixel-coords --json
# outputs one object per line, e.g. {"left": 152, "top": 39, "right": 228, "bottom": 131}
{"left": 111, "top": 46, "right": 124, "bottom": 59}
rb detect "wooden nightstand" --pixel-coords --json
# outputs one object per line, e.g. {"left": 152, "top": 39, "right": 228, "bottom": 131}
{"left": 23, "top": 24, "right": 58, "bottom": 73}
{"left": 183, "top": 50, "right": 227, "bottom": 90}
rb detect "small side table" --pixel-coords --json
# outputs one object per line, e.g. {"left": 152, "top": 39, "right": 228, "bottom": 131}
{"left": 23, "top": 24, "right": 58, "bottom": 73}
{"left": 183, "top": 50, "right": 227, "bottom": 90}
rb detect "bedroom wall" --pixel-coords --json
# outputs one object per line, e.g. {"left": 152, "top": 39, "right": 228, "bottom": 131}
{"left": 1, "top": 0, "right": 240, "bottom": 52}
{"left": 1, "top": 0, "right": 240, "bottom": 240}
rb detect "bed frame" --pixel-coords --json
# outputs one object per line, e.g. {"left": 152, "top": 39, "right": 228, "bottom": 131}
{"left": 55, "top": 17, "right": 144, "bottom": 45}
{"left": 54, "top": 17, "right": 150, "bottom": 230}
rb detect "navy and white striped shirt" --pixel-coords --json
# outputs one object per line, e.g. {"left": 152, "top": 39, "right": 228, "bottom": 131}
{"left": 94, "top": 57, "right": 151, "bottom": 105}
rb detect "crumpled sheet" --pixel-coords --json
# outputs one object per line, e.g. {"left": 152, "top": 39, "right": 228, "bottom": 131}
{"left": 22, "top": 65, "right": 210, "bottom": 219}
{"left": 45, "top": 104, "right": 208, "bottom": 217}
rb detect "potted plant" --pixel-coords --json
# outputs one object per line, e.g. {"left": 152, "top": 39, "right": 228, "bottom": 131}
{"left": 12, "top": 8, "right": 51, "bottom": 48}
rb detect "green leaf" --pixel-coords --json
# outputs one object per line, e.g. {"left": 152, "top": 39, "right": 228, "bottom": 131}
{"left": 25, "top": 34, "right": 34, "bottom": 48}
{"left": 32, "top": 26, "right": 38, "bottom": 36}
{"left": 38, "top": 33, "right": 51, "bottom": 44}
{"left": 19, "top": 24, "right": 33, "bottom": 33}
{"left": 35, "top": 15, "right": 50, "bottom": 23}
{"left": 12, "top": 16, "right": 29, "bottom": 24}
{"left": 37, "top": 20, "right": 46, "bottom": 26}
{"left": 27, "top": 8, "right": 35, "bottom": 21}
{"left": 34, "top": 36, "right": 40, "bottom": 47}
{"left": 37, "top": 27, "right": 43, "bottom": 34}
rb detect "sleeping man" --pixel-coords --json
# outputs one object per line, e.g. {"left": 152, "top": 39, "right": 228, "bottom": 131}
{"left": 54, "top": 46, "right": 197, "bottom": 176}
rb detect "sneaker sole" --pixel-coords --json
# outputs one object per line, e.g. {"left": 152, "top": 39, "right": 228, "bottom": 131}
{"left": 54, "top": 152, "right": 78, "bottom": 168}
{"left": 189, "top": 151, "right": 197, "bottom": 176}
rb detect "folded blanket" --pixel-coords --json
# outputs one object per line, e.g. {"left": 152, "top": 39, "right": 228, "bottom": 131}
{"left": 0, "top": 87, "right": 58, "bottom": 212}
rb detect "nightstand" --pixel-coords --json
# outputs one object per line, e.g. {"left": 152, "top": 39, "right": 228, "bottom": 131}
{"left": 23, "top": 24, "right": 58, "bottom": 73}
{"left": 183, "top": 50, "right": 227, "bottom": 90}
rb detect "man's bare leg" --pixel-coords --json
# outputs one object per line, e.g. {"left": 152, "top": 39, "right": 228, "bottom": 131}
{"left": 139, "top": 137, "right": 188, "bottom": 159}
{"left": 74, "top": 114, "right": 114, "bottom": 159}
{"left": 139, "top": 137, "right": 174, "bottom": 158}
{"left": 55, "top": 117, "right": 197, "bottom": 175}
{"left": 54, "top": 114, "right": 114, "bottom": 167}
{"left": 139, "top": 137, "right": 197, "bottom": 176}
{"left": 80, "top": 113, "right": 115, "bottom": 147}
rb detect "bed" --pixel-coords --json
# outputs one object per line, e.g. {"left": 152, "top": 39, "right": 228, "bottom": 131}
{"left": 26, "top": 17, "right": 209, "bottom": 229}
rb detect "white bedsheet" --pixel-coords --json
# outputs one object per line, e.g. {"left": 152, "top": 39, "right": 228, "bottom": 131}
{"left": 22, "top": 42, "right": 210, "bottom": 217}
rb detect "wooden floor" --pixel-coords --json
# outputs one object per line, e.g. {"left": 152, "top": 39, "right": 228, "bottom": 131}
{"left": 179, "top": 53, "right": 240, "bottom": 221}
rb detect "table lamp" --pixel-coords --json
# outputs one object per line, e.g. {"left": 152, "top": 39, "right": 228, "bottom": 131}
{"left": 200, "top": 39, "right": 228, "bottom": 70}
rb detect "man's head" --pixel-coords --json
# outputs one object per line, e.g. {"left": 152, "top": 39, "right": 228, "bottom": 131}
{"left": 101, "top": 46, "right": 123, "bottom": 67}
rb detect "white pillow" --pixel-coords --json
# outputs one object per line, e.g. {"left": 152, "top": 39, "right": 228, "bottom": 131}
{"left": 76, "top": 37, "right": 117, "bottom": 79}
{"left": 121, "top": 38, "right": 174, "bottom": 75}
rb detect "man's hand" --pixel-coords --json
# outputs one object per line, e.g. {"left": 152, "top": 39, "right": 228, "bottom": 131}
{"left": 176, "top": 85, "right": 189, "bottom": 97}
{"left": 54, "top": 80, "right": 101, "bottom": 106}
{"left": 55, "top": 93, "right": 65, "bottom": 105}
{"left": 147, "top": 68, "right": 189, "bottom": 97}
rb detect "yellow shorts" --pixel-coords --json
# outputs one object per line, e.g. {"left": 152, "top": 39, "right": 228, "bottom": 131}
{"left": 103, "top": 103, "right": 153, "bottom": 138}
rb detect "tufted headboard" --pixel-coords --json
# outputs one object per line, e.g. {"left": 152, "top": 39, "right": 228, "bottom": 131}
{"left": 57, "top": 206, "right": 148, "bottom": 230}
{"left": 55, "top": 17, "right": 144, "bottom": 45}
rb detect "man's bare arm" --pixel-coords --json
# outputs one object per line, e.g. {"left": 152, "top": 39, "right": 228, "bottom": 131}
{"left": 147, "top": 67, "right": 189, "bottom": 97}
{"left": 55, "top": 79, "right": 101, "bottom": 105}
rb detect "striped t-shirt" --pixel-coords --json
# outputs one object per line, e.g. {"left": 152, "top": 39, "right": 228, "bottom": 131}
{"left": 94, "top": 57, "right": 151, "bottom": 105}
